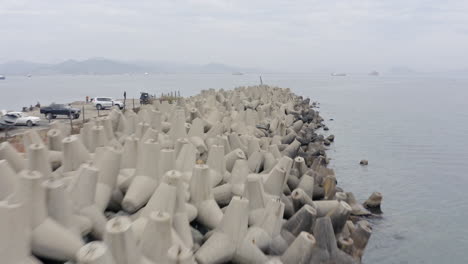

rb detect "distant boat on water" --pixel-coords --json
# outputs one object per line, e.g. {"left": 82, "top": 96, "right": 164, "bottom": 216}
{"left": 331, "top": 72, "right": 346, "bottom": 76}
{"left": 232, "top": 72, "right": 243, "bottom": 75}
{"left": 369, "top": 71, "right": 379, "bottom": 76}
{"left": 0, "top": 75, "right": 5, "bottom": 80}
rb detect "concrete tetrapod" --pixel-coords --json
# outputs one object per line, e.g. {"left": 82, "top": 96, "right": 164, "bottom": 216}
{"left": 262, "top": 152, "right": 277, "bottom": 174}
{"left": 170, "top": 170, "right": 195, "bottom": 249}
{"left": 212, "top": 159, "right": 250, "bottom": 206}
{"left": 207, "top": 145, "right": 227, "bottom": 187}
{"left": 0, "top": 201, "right": 42, "bottom": 264}
{"left": 120, "top": 135, "right": 139, "bottom": 171}
{"left": 167, "top": 244, "right": 195, "bottom": 264}
{"left": 89, "top": 125, "right": 109, "bottom": 153}
{"left": 27, "top": 143, "right": 52, "bottom": 179}
{"left": 93, "top": 147, "right": 122, "bottom": 211}
{"left": 141, "top": 211, "right": 174, "bottom": 264}
{"left": 224, "top": 148, "right": 247, "bottom": 173}
{"left": 62, "top": 135, "right": 91, "bottom": 173}
{"left": 122, "top": 139, "right": 161, "bottom": 213}
{"left": 43, "top": 178, "right": 91, "bottom": 236}
{"left": 47, "top": 128, "right": 64, "bottom": 151}
{"left": 68, "top": 164, "right": 107, "bottom": 239}
{"left": 243, "top": 198, "right": 285, "bottom": 253}
{"left": 195, "top": 196, "right": 249, "bottom": 264}
{"left": 243, "top": 174, "right": 267, "bottom": 226}
{"left": 258, "top": 198, "right": 285, "bottom": 239}
{"left": 351, "top": 220, "right": 372, "bottom": 262}
{"left": 175, "top": 141, "right": 198, "bottom": 181}
{"left": 345, "top": 192, "right": 371, "bottom": 216}
{"left": 22, "top": 130, "right": 44, "bottom": 152}
{"left": 282, "top": 204, "right": 317, "bottom": 237}
{"left": 297, "top": 174, "right": 314, "bottom": 199}
{"left": 0, "top": 141, "right": 26, "bottom": 173}
{"left": 132, "top": 170, "right": 191, "bottom": 250}
{"left": 268, "top": 145, "right": 282, "bottom": 160}
{"left": 190, "top": 164, "right": 223, "bottom": 229}
{"left": 280, "top": 231, "right": 316, "bottom": 264}
{"left": 311, "top": 216, "right": 355, "bottom": 264}
{"left": 188, "top": 118, "right": 205, "bottom": 138}
{"left": 175, "top": 138, "right": 189, "bottom": 158}
{"left": 313, "top": 200, "right": 352, "bottom": 235}
{"left": 232, "top": 236, "right": 269, "bottom": 264}
{"left": 104, "top": 216, "right": 153, "bottom": 264}
{"left": 76, "top": 241, "right": 115, "bottom": 264}
{"left": 264, "top": 166, "right": 287, "bottom": 197}
{"left": 293, "top": 157, "right": 309, "bottom": 176}
{"left": 169, "top": 109, "right": 188, "bottom": 141}
{"left": 0, "top": 159, "right": 18, "bottom": 200}
{"left": 229, "top": 159, "right": 250, "bottom": 195}
{"left": 363, "top": 192, "right": 383, "bottom": 214}
{"left": 248, "top": 150, "right": 265, "bottom": 173}
{"left": 158, "top": 148, "right": 176, "bottom": 183}
{"left": 17, "top": 170, "right": 84, "bottom": 261}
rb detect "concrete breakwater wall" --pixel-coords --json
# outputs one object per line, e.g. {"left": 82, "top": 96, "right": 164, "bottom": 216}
{"left": 0, "top": 85, "right": 381, "bottom": 264}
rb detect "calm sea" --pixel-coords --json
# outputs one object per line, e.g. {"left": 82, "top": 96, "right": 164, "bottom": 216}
{"left": 1, "top": 73, "right": 468, "bottom": 263}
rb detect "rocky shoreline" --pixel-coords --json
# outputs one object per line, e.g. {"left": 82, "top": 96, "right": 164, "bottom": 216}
{"left": 0, "top": 85, "right": 382, "bottom": 264}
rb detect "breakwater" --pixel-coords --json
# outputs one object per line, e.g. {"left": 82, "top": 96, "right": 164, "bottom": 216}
{"left": 0, "top": 85, "right": 381, "bottom": 264}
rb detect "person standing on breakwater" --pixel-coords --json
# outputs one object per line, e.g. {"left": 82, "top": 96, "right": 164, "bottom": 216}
{"left": 86, "top": 96, "right": 89, "bottom": 103}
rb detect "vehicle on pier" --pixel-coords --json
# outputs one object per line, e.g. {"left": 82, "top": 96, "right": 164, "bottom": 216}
{"left": 140, "top": 92, "right": 154, "bottom": 105}
{"left": 40, "top": 103, "right": 81, "bottom": 120}
{"left": 0, "top": 112, "right": 40, "bottom": 127}
{"left": 92, "top": 97, "right": 124, "bottom": 110}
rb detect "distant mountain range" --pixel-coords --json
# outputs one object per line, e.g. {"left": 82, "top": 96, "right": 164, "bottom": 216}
{"left": 4, "top": 59, "right": 462, "bottom": 76}
{"left": 0, "top": 58, "right": 260, "bottom": 75}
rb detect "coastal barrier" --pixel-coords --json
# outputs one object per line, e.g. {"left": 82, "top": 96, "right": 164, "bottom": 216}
{"left": 0, "top": 85, "right": 381, "bottom": 264}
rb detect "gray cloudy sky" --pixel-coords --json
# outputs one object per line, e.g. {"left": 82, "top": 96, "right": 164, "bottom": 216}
{"left": 1, "top": 0, "right": 468, "bottom": 71}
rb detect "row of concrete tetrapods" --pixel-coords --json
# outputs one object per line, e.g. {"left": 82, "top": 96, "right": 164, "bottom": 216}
{"left": 0, "top": 85, "right": 382, "bottom": 264}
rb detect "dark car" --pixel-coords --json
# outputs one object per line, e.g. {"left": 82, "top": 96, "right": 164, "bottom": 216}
{"left": 140, "top": 92, "right": 153, "bottom": 105}
{"left": 40, "top": 103, "right": 81, "bottom": 120}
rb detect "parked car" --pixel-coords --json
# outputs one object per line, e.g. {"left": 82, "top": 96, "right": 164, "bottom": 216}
{"left": 0, "top": 112, "right": 40, "bottom": 127}
{"left": 40, "top": 103, "right": 81, "bottom": 120}
{"left": 92, "top": 97, "right": 123, "bottom": 110}
{"left": 140, "top": 92, "right": 153, "bottom": 105}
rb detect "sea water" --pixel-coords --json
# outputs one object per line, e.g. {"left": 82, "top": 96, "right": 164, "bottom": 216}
{"left": 1, "top": 73, "right": 468, "bottom": 263}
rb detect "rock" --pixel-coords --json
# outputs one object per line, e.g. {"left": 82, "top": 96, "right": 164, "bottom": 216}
{"left": 359, "top": 160, "right": 368, "bottom": 165}
{"left": 326, "top": 134, "right": 335, "bottom": 142}
{"left": 363, "top": 192, "right": 383, "bottom": 214}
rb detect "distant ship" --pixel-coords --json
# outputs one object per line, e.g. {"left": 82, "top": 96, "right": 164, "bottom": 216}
{"left": 331, "top": 73, "right": 346, "bottom": 76}
{"left": 0, "top": 75, "right": 5, "bottom": 80}
{"left": 232, "top": 72, "right": 244, "bottom": 75}
{"left": 369, "top": 71, "right": 379, "bottom": 76}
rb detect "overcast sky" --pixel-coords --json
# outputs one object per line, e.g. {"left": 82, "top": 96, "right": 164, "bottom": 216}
{"left": 1, "top": 0, "right": 468, "bottom": 71}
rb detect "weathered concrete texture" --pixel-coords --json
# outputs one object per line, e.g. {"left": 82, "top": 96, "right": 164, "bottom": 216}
{"left": 0, "top": 85, "right": 380, "bottom": 264}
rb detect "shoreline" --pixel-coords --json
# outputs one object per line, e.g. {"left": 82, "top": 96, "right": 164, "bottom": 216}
{"left": 0, "top": 85, "right": 381, "bottom": 263}
{"left": 0, "top": 99, "right": 143, "bottom": 141}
